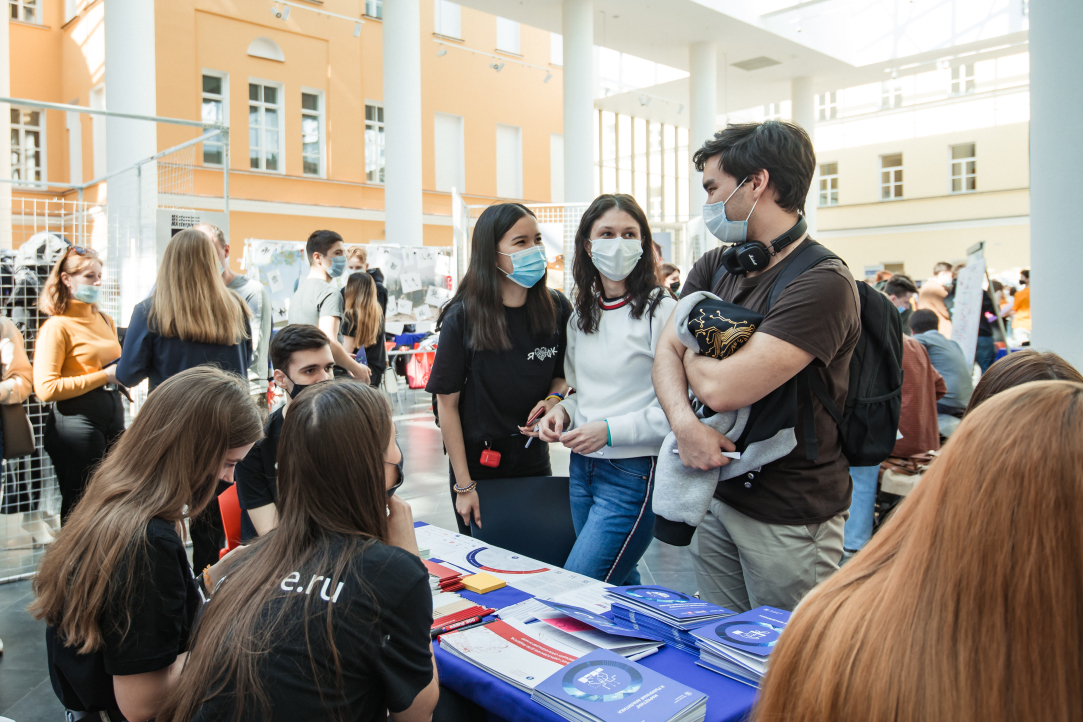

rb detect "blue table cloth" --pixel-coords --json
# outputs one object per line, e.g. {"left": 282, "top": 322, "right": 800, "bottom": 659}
{"left": 419, "top": 525, "right": 757, "bottom": 722}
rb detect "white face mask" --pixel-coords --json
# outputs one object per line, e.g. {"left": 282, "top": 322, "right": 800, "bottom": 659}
{"left": 590, "top": 238, "right": 643, "bottom": 282}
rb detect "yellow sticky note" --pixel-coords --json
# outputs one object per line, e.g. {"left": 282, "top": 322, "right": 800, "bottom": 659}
{"left": 461, "top": 572, "right": 506, "bottom": 594}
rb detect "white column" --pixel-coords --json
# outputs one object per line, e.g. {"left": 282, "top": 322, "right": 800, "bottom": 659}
{"left": 0, "top": 13, "right": 10, "bottom": 249}
{"left": 688, "top": 42, "right": 717, "bottom": 214}
{"left": 562, "top": 0, "right": 594, "bottom": 205}
{"left": 1030, "top": 0, "right": 1083, "bottom": 367}
{"left": 790, "top": 76, "right": 817, "bottom": 236}
{"left": 383, "top": 0, "right": 424, "bottom": 246}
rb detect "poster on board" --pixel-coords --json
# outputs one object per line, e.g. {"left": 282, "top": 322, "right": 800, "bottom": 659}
{"left": 950, "top": 252, "right": 986, "bottom": 367}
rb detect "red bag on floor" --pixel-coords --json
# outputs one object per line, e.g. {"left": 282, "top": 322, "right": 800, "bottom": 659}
{"left": 405, "top": 351, "right": 435, "bottom": 389}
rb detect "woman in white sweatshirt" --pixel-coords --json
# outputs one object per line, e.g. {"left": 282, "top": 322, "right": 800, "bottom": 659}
{"left": 537, "top": 194, "right": 676, "bottom": 584}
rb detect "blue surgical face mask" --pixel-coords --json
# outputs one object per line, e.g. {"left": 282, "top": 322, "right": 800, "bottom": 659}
{"left": 73, "top": 283, "right": 101, "bottom": 304}
{"left": 702, "top": 177, "right": 759, "bottom": 244}
{"left": 498, "top": 246, "right": 547, "bottom": 288}
{"left": 326, "top": 255, "right": 347, "bottom": 278}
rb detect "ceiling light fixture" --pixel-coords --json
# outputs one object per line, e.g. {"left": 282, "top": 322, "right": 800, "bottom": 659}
{"left": 678, "top": 104, "right": 684, "bottom": 114}
{"left": 354, "top": 22, "right": 362, "bottom": 37}
{"left": 544, "top": 71, "right": 552, "bottom": 83}
{"left": 437, "top": 46, "right": 448, "bottom": 57}
{"left": 491, "top": 62, "right": 505, "bottom": 72}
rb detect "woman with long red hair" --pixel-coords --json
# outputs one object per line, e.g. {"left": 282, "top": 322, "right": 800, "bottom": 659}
{"left": 754, "top": 379, "right": 1083, "bottom": 722}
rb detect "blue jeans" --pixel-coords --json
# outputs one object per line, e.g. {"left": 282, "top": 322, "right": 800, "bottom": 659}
{"left": 564, "top": 453, "right": 656, "bottom": 585}
{"left": 844, "top": 465, "right": 880, "bottom": 553}
{"left": 976, "top": 336, "right": 996, "bottom": 374}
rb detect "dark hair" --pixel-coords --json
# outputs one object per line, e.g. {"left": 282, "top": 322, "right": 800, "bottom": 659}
{"left": 158, "top": 381, "right": 393, "bottom": 722}
{"left": 933, "top": 261, "right": 952, "bottom": 274}
{"left": 1021, "top": 269, "right": 1030, "bottom": 281}
{"left": 884, "top": 274, "right": 917, "bottom": 297}
{"left": 270, "top": 324, "right": 330, "bottom": 371}
{"left": 909, "top": 309, "right": 940, "bottom": 335}
{"left": 306, "top": 230, "right": 343, "bottom": 264}
{"left": 436, "top": 203, "right": 557, "bottom": 352}
{"left": 572, "top": 195, "right": 659, "bottom": 335}
{"left": 965, "top": 350, "right": 1083, "bottom": 416}
{"left": 992, "top": 280, "right": 1004, "bottom": 292}
{"left": 692, "top": 121, "right": 815, "bottom": 215}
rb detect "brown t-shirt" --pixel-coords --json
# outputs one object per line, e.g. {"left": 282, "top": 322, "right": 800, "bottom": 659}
{"left": 682, "top": 238, "right": 861, "bottom": 525}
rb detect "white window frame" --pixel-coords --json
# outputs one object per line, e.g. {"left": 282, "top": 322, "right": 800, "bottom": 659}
{"left": 9, "top": 0, "right": 40, "bottom": 23}
{"left": 550, "top": 33, "right": 563, "bottom": 66}
{"left": 434, "top": 0, "right": 461, "bottom": 39}
{"left": 819, "top": 162, "right": 838, "bottom": 206}
{"left": 300, "top": 87, "right": 325, "bottom": 178}
{"left": 365, "top": 101, "right": 385, "bottom": 184}
{"left": 364, "top": 0, "right": 382, "bottom": 19}
{"left": 816, "top": 91, "right": 837, "bottom": 121}
{"left": 433, "top": 112, "right": 465, "bottom": 193}
{"left": 764, "top": 102, "right": 782, "bottom": 121}
{"left": 950, "top": 143, "right": 977, "bottom": 194}
{"left": 496, "top": 17, "right": 520, "bottom": 54}
{"left": 90, "top": 84, "right": 106, "bottom": 179}
{"left": 880, "top": 154, "right": 904, "bottom": 200}
{"left": 496, "top": 123, "right": 523, "bottom": 200}
{"left": 951, "top": 63, "right": 976, "bottom": 95}
{"left": 880, "top": 79, "right": 903, "bottom": 109}
{"left": 201, "top": 70, "right": 228, "bottom": 168}
{"left": 248, "top": 78, "right": 285, "bottom": 174}
{"left": 10, "top": 105, "right": 46, "bottom": 183}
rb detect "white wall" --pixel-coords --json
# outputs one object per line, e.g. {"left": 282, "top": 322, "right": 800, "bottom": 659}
{"left": 496, "top": 123, "right": 523, "bottom": 199}
{"left": 550, "top": 133, "right": 564, "bottom": 202}
{"left": 434, "top": 112, "right": 465, "bottom": 193}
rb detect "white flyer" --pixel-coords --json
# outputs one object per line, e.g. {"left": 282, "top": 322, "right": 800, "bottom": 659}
{"left": 401, "top": 272, "right": 422, "bottom": 294}
{"left": 434, "top": 255, "right": 451, "bottom": 276}
{"left": 425, "top": 285, "right": 450, "bottom": 306}
{"left": 396, "top": 297, "right": 414, "bottom": 316}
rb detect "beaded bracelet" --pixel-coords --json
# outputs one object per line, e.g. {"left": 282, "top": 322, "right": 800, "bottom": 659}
{"left": 545, "top": 392, "right": 565, "bottom": 402}
{"left": 453, "top": 481, "right": 478, "bottom": 494}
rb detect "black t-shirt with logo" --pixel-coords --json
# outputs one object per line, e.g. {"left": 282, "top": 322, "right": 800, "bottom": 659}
{"left": 426, "top": 293, "right": 571, "bottom": 477}
{"left": 47, "top": 518, "right": 201, "bottom": 716}
{"left": 189, "top": 539, "right": 433, "bottom": 722}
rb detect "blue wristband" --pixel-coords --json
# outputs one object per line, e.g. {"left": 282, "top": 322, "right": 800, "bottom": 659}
{"left": 605, "top": 420, "right": 612, "bottom": 446}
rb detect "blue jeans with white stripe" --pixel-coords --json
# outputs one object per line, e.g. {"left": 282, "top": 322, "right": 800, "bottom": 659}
{"left": 564, "top": 453, "right": 656, "bottom": 586}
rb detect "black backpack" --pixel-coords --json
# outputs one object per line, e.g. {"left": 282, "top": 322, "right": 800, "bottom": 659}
{"left": 711, "top": 240, "right": 903, "bottom": 467}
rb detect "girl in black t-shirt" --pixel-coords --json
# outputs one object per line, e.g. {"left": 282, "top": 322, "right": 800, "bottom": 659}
{"left": 159, "top": 381, "right": 438, "bottom": 722}
{"left": 30, "top": 367, "right": 264, "bottom": 722}
{"left": 425, "top": 203, "right": 571, "bottom": 534}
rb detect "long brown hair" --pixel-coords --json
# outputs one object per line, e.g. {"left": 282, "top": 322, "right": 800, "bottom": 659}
{"left": 38, "top": 246, "right": 102, "bottom": 316}
{"left": 158, "top": 381, "right": 393, "bottom": 722}
{"left": 147, "top": 228, "right": 250, "bottom": 344}
{"left": 342, "top": 271, "right": 382, "bottom": 348}
{"left": 754, "top": 380, "right": 1083, "bottom": 722}
{"left": 965, "top": 349, "right": 1083, "bottom": 414}
{"left": 30, "top": 367, "right": 263, "bottom": 653}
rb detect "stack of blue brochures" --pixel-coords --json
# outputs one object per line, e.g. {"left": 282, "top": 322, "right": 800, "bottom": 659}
{"left": 690, "top": 605, "right": 790, "bottom": 688}
{"left": 531, "top": 648, "right": 708, "bottom": 722}
{"left": 606, "top": 586, "right": 735, "bottom": 656}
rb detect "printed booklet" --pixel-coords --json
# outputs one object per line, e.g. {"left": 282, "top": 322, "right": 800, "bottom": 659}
{"left": 690, "top": 605, "right": 790, "bottom": 688}
{"left": 439, "top": 618, "right": 585, "bottom": 691}
{"left": 531, "top": 648, "right": 707, "bottom": 722}
{"left": 604, "top": 586, "right": 734, "bottom": 655}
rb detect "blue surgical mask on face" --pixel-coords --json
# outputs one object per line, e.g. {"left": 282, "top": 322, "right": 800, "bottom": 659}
{"left": 327, "top": 255, "right": 347, "bottom": 278}
{"left": 73, "top": 283, "right": 101, "bottom": 304}
{"left": 498, "top": 246, "right": 547, "bottom": 288}
{"left": 702, "top": 177, "right": 759, "bottom": 244}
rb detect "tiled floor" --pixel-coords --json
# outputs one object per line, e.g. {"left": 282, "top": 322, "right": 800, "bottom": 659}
{"left": 0, "top": 394, "right": 699, "bottom": 721}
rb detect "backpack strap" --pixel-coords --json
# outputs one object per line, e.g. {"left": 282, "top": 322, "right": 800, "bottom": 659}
{"left": 764, "top": 240, "right": 839, "bottom": 313}
{"left": 709, "top": 257, "right": 729, "bottom": 295}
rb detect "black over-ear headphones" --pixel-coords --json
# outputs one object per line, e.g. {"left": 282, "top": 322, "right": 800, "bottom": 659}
{"left": 719, "top": 216, "right": 808, "bottom": 275}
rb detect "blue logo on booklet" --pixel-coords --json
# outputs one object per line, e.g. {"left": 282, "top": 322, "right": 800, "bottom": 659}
{"left": 623, "top": 587, "right": 692, "bottom": 604}
{"left": 561, "top": 660, "right": 644, "bottom": 702}
{"left": 715, "top": 620, "right": 781, "bottom": 648}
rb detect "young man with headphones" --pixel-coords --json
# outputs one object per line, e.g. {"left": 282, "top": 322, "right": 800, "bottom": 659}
{"left": 651, "top": 121, "right": 861, "bottom": 613}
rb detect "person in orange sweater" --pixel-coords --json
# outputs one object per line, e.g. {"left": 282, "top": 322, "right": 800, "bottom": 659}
{"left": 33, "top": 246, "right": 124, "bottom": 522}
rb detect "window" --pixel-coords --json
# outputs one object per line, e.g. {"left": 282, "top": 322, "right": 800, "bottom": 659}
{"left": 201, "top": 73, "right": 227, "bottom": 166}
{"left": 301, "top": 91, "right": 323, "bottom": 176}
{"left": 10, "top": 107, "right": 43, "bottom": 182}
{"left": 880, "top": 154, "right": 903, "bottom": 200}
{"left": 496, "top": 123, "right": 522, "bottom": 199}
{"left": 881, "top": 79, "right": 902, "bottom": 109}
{"left": 951, "top": 63, "right": 975, "bottom": 95}
{"left": 90, "top": 84, "right": 106, "bottom": 179}
{"left": 764, "top": 103, "right": 782, "bottom": 120}
{"left": 9, "top": 0, "right": 38, "bottom": 23}
{"left": 550, "top": 33, "right": 563, "bottom": 66}
{"left": 249, "top": 82, "right": 282, "bottom": 172}
{"left": 434, "top": 0, "right": 460, "bottom": 38}
{"left": 496, "top": 17, "right": 520, "bottom": 54}
{"left": 433, "top": 112, "right": 465, "bottom": 192}
{"left": 364, "top": 0, "right": 382, "bottom": 18}
{"left": 365, "top": 103, "right": 385, "bottom": 183}
{"left": 819, "top": 162, "right": 838, "bottom": 206}
{"left": 816, "top": 91, "right": 837, "bottom": 121}
{"left": 951, "top": 143, "right": 976, "bottom": 193}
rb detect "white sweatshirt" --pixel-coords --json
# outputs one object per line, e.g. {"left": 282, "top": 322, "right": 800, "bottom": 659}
{"left": 558, "top": 290, "right": 677, "bottom": 459}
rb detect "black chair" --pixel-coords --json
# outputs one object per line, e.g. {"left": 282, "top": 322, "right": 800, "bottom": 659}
{"left": 469, "top": 476, "right": 577, "bottom": 568}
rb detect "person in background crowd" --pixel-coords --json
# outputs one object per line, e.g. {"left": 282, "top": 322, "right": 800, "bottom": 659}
{"left": 197, "top": 223, "right": 273, "bottom": 402}
{"left": 883, "top": 274, "right": 917, "bottom": 335}
{"left": 965, "top": 349, "right": 1082, "bottom": 415}
{"left": 754, "top": 381, "right": 1083, "bottom": 722}
{"left": 0, "top": 315, "right": 37, "bottom": 554}
{"left": 1005, "top": 269, "right": 1031, "bottom": 346}
{"left": 537, "top": 194, "right": 676, "bottom": 586}
{"left": 918, "top": 261, "right": 954, "bottom": 336}
{"left": 236, "top": 325, "right": 335, "bottom": 542}
{"left": 427, "top": 203, "right": 572, "bottom": 535}
{"left": 844, "top": 318, "right": 944, "bottom": 556}
{"left": 31, "top": 367, "right": 262, "bottom": 722}
{"left": 34, "top": 246, "right": 124, "bottom": 523}
{"left": 910, "top": 309, "right": 973, "bottom": 437}
{"left": 118, "top": 228, "right": 253, "bottom": 574}
{"left": 158, "top": 382, "right": 437, "bottom": 722}
{"left": 347, "top": 245, "right": 389, "bottom": 315}
{"left": 653, "top": 121, "right": 861, "bottom": 612}
{"left": 975, "top": 277, "right": 999, "bottom": 374}
{"left": 342, "top": 271, "right": 388, "bottom": 388}
{"left": 871, "top": 270, "right": 894, "bottom": 292}
{"left": 288, "top": 230, "right": 370, "bottom": 383}
{"left": 660, "top": 263, "right": 681, "bottom": 297}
